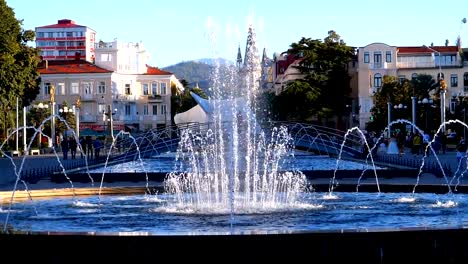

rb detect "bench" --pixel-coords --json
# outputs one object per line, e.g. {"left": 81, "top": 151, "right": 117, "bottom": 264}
{"left": 30, "top": 149, "right": 40, "bottom": 155}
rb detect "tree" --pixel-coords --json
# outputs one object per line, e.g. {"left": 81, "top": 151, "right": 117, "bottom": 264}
{"left": 276, "top": 30, "right": 355, "bottom": 124}
{"left": 367, "top": 74, "right": 436, "bottom": 133}
{"left": 170, "top": 80, "right": 208, "bottom": 124}
{"left": 0, "top": 0, "right": 41, "bottom": 139}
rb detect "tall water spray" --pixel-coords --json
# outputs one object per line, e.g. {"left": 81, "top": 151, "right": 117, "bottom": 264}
{"left": 164, "top": 24, "right": 306, "bottom": 213}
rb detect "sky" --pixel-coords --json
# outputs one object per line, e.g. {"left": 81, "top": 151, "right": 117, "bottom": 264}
{"left": 6, "top": 0, "right": 468, "bottom": 68}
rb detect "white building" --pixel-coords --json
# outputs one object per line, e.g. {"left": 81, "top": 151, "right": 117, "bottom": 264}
{"left": 37, "top": 39, "right": 183, "bottom": 134}
{"left": 35, "top": 19, "right": 96, "bottom": 62}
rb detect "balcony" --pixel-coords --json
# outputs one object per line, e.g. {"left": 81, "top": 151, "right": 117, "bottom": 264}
{"left": 113, "top": 94, "right": 137, "bottom": 102}
{"left": 81, "top": 94, "right": 95, "bottom": 101}
{"left": 369, "top": 62, "right": 389, "bottom": 69}
{"left": 397, "top": 60, "right": 461, "bottom": 69}
{"left": 147, "top": 94, "right": 163, "bottom": 102}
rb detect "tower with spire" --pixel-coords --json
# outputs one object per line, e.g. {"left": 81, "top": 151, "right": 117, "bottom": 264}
{"left": 235, "top": 24, "right": 272, "bottom": 91}
{"left": 236, "top": 44, "right": 243, "bottom": 70}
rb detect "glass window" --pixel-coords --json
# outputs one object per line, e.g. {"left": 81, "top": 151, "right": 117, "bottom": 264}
{"left": 374, "top": 73, "right": 382, "bottom": 87}
{"left": 125, "top": 84, "right": 131, "bottom": 95}
{"left": 161, "top": 104, "right": 167, "bottom": 115}
{"left": 398, "top": 75, "right": 406, "bottom": 84}
{"left": 71, "top": 82, "right": 79, "bottom": 94}
{"left": 98, "top": 104, "right": 106, "bottom": 115}
{"left": 373, "top": 52, "right": 382, "bottom": 63}
{"left": 364, "top": 52, "right": 369, "bottom": 63}
{"left": 82, "top": 82, "right": 93, "bottom": 94}
{"left": 464, "top": 73, "right": 468, "bottom": 86}
{"left": 98, "top": 81, "right": 106, "bottom": 94}
{"left": 151, "top": 83, "right": 158, "bottom": 95}
{"left": 143, "top": 105, "right": 149, "bottom": 115}
{"left": 152, "top": 105, "right": 158, "bottom": 115}
{"left": 143, "top": 84, "right": 149, "bottom": 95}
{"left": 411, "top": 73, "right": 418, "bottom": 80}
{"left": 437, "top": 72, "right": 444, "bottom": 81}
{"left": 56, "top": 83, "right": 65, "bottom": 95}
{"left": 385, "top": 51, "right": 392, "bottom": 63}
{"left": 125, "top": 105, "right": 131, "bottom": 116}
{"left": 160, "top": 83, "right": 167, "bottom": 95}
{"left": 44, "top": 83, "right": 51, "bottom": 95}
{"left": 451, "top": 74, "right": 458, "bottom": 87}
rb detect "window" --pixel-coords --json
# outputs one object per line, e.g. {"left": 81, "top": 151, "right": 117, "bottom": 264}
{"left": 373, "top": 52, "right": 382, "bottom": 68}
{"left": 160, "top": 83, "right": 167, "bottom": 95}
{"left": 125, "top": 84, "right": 131, "bottom": 95}
{"left": 98, "top": 104, "right": 106, "bottom": 115}
{"left": 56, "top": 83, "right": 65, "bottom": 95}
{"left": 82, "top": 82, "right": 93, "bottom": 94}
{"left": 44, "top": 83, "right": 51, "bottom": 95}
{"left": 464, "top": 73, "right": 468, "bottom": 87}
{"left": 411, "top": 73, "right": 418, "bottom": 80}
{"left": 385, "top": 51, "right": 392, "bottom": 63}
{"left": 152, "top": 105, "right": 158, "bottom": 115}
{"left": 374, "top": 73, "right": 382, "bottom": 87}
{"left": 71, "top": 82, "right": 79, "bottom": 94}
{"left": 398, "top": 75, "right": 406, "bottom": 84}
{"left": 161, "top": 104, "right": 167, "bottom": 115}
{"left": 151, "top": 83, "right": 158, "bottom": 95}
{"left": 98, "top": 81, "right": 106, "bottom": 94}
{"left": 143, "top": 84, "right": 149, "bottom": 95}
{"left": 143, "top": 105, "right": 149, "bottom": 115}
{"left": 125, "top": 105, "right": 131, "bottom": 116}
{"left": 364, "top": 52, "right": 370, "bottom": 63}
{"left": 451, "top": 74, "right": 458, "bottom": 87}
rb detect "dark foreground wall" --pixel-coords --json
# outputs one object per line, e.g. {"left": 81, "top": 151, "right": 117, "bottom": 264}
{"left": 1, "top": 228, "right": 466, "bottom": 263}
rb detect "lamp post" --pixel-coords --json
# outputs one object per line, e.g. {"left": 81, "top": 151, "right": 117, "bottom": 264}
{"left": 418, "top": 98, "right": 434, "bottom": 132}
{"left": 423, "top": 45, "right": 446, "bottom": 133}
{"left": 102, "top": 105, "right": 117, "bottom": 142}
{"left": 59, "top": 106, "right": 74, "bottom": 138}
{"left": 412, "top": 96, "right": 417, "bottom": 133}
{"left": 34, "top": 102, "right": 49, "bottom": 148}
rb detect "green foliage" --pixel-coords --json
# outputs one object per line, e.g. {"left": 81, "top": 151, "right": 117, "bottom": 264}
{"left": 0, "top": 0, "right": 41, "bottom": 138}
{"left": 171, "top": 81, "right": 208, "bottom": 119}
{"left": 367, "top": 74, "right": 437, "bottom": 132}
{"left": 274, "top": 30, "right": 355, "bottom": 122}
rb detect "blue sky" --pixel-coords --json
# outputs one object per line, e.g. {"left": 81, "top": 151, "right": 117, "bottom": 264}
{"left": 6, "top": 0, "right": 468, "bottom": 68}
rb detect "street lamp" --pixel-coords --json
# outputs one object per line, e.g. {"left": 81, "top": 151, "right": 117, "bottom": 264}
{"left": 423, "top": 45, "right": 446, "bottom": 133}
{"left": 102, "top": 104, "right": 117, "bottom": 142}
{"left": 59, "top": 106, "right": 74, "bottom": 138}
{"left": 34, "top": 102, "right": 49, "bottom": 148}
{"left": 418, "top": 98, "right": 434, "bottom": 132}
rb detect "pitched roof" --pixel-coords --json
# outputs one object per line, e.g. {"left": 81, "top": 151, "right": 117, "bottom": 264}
{"left": 36, "top": 19, "right": 85, "bottom": 29}
{"left": 145, "top": 65, "right": 173, "bottom": 75}
{"left": 397, "top": 46, "right": 459, "bottom": 54}
{"left": 38, "top": 60, "right": 113, "bottom": 74}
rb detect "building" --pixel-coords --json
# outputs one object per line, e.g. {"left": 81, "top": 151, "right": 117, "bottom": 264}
{"left": 36, "top": 39, "right": 184, "bottom": 136}
{"left": 357, "top": 43, "right": 467, "bottom": 129}
{"left": 35, "top": 19, "right": 96, "bottom": 62}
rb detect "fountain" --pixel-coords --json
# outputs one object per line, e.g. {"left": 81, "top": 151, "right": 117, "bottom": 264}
{"left": 0, "top": 24, "right": 467, "bottom": 262}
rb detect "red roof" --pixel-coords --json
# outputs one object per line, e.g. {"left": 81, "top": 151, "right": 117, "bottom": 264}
{"left": 38, "top": 60, "right": 113, "bottom": 74}
{"left": 145, "top": 65, "right": 173, "bottom": 75}
{"left": 37, "top": 19, "right": 85, "bottom": 29}
{"left": 397, "top": 46, "right": 459, "bottom": 54}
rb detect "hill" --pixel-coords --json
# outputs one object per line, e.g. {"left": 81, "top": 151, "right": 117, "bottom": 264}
{"left": 163, "top": 59, "right": 234, "bottom": 92}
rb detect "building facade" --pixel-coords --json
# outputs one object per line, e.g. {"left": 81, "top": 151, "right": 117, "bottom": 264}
{"left": 35, "top": 19, "right": 96, "bottom": 62}
{"left": 357, "top": 43, "right": 467, "bottom": 129}
{"left": 36, "top": 40, "right": 183, "bottom": 135}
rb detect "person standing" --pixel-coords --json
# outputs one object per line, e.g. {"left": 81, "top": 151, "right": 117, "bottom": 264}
{"left": 69, "top": 137, "right": 77, "bottom": 159}
{"left": 61, "top": 137, "right": 69, "bottom": 160}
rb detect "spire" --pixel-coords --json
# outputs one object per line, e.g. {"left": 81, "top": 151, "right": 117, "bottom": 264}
{"left": 236, "top": 44, "right": 243, "bottom": 69}
{"left": 262, "top": 47, "right": 268, "bottom": 66}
